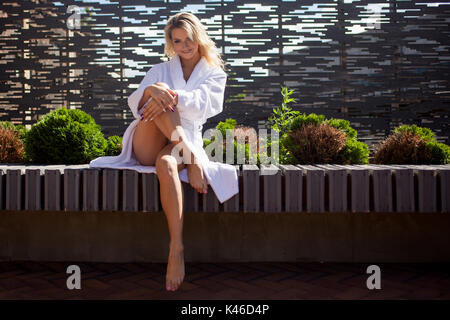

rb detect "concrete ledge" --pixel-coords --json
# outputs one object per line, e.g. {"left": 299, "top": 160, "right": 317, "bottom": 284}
{"left": 1, "top": 210, "right": 449, "bottom": 263}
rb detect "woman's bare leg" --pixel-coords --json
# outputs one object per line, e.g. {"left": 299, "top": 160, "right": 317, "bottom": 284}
{"left": 150, "top": 107, "right": 208, "bottom": 194}
{"left": 132, "top": 119, "right": 168, "bottom": 166}
{"left": 155, "top": 142, "right": 187, "bottom": 292}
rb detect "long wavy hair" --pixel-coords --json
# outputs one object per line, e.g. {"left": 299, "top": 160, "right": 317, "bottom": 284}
{"left": 164, "top": 12, "right": 226, "bottom": 71}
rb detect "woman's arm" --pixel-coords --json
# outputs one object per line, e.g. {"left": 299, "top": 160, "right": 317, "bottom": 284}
{"left": 173, "top": 68, "right": 227, "bottom": 123}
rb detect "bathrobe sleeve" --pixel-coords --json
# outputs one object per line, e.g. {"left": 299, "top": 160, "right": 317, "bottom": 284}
{"left": 127, "top": 64, "right": 161, "bottom": 120}
{"left": 173, "top": 67, "right": 227, "bottom": 123}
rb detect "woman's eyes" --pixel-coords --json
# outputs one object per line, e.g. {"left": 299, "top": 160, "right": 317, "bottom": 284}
{"left": 174, "top": 39, "right": 192, "bottom": 44}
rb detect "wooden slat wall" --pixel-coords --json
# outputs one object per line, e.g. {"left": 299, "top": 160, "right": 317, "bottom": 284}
{"left": 0, "top": 165, "right": 449, "bottom": 213}
{"left": 279, "top": 165, "right": 303, "bottom": 212}
{"left": 262, "top": 164, "right": 282, "bottom": 213}
{"left": 297, "top": 165, "right": 325, "bottom": 213}
{"left": 243, "top": 164, "right": 260, "bottom": 213}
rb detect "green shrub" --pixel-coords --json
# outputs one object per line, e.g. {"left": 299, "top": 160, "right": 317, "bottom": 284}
{"left": 105, "top": 135, "right": 122, "bottom": 156}
{"left": 373, "top": 125, "right": 449, "bottom": 164}
{"left": 266, "top": 86, "right": 370, "bottom": 165}
{"left": 23, "top": 107, "right": 107, "bottom": 164}
{"left": 216, "top": 118, "right": 236, "bottom": 138}
{"left": 203, "top": 119, "right": 258, "bottom": 164}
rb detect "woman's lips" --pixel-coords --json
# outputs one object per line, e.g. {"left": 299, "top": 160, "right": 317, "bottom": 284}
{"left": 182, "top": 50, "right": 192, "bottom": 54}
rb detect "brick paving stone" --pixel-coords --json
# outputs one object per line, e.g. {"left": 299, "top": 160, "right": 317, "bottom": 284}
{"left": 249, "top": 278, "right": 292, "bottom": 292}
{"left": 278, "top": 279, "right": 340, "bottom": 298}
{"left": 192, "top": 278, "right": 226, "bottom": 293}
{"left": 267, "top": 288, "right": 311, "bottom": 300}
{"left": 334, "top": 287, "right": 373, "bottom": 300}
{"left": 207, "top": 288, "right": 247, "bottom": 300}
{"left": 0, "top": 262, "right": 449, "bottom": 300}
{"left": 82, "top": 279, "right": 111, "bottom": 290}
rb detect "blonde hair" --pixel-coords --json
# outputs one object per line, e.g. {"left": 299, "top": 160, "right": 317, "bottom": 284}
{"left": 164, "top": 12, "right": 226, "bottom": 72}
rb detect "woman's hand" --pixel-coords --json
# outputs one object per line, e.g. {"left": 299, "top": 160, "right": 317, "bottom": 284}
{"left": 148, "top": 82, "right": 177, "bottom": 111}
{"left": 141, "top": 83, "right": 178, "bottom": 121}
{"left": 140, "top": 97, "right": 165, "bottom": 122}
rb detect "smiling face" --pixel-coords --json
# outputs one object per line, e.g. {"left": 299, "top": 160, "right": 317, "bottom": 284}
{"left": 171, "top": 27, "right": 199, "bottom": 61}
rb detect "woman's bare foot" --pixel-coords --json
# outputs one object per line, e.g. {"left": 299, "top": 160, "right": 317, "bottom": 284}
{"left": 187, "top": 161, "right": 208, "bottom": 194}
{"left": 166, "top": 245, "right": 185, "bottom": 291}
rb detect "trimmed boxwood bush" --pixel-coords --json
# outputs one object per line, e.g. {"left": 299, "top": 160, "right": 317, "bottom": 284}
{"left": 278, "top": 113, "right": 369, "bottom": 165}
{"left": 23, "top": 107, "right": 107, "bottom": 164}
{"left": 373, "top": 124, "right": 450, "bottom": 164}
{"left": 203, "top": 118, "right": 257, "bottom": 164}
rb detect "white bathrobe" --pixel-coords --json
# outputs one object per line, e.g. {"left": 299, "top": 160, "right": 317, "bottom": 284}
{"left": 89, "top": 53, "right": 239, "bottom": 204}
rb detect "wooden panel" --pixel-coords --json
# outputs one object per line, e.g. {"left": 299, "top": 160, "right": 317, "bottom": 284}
{"left": 437, "top": 167, "right": 450, "bottom": 212}
{"left": 25, "top": 169, "right": 42, "bottom": 211}
{"left": 243, "top": 164, "right": 259, "bottom": 212}
{"left": 316, "top": 164, "right": 347, "bottom": 212}
{"left": 0, "top": 167, "right": 5, "bottom": 210}
{"left": 122, "top": 169, "right": 139, "bottom": 212}
{"left": 367, "top": 165, "right": 393, "bottom": 212}
{"left": 44, "top": 169, "right": 62, "bottom": 211}
{"left": 279, "top": 164, "right": 302, "bottom": 212}
{"left": 392, "top": 166, "right": 415, "bottom": 212}
{"left": 416, "top": 166, "right": 437, "bottom": 212}
{"left": 297, "top": 165, "right": 325, "bottom": 213}
{"left": 223, "top": 165, "right": 240, "bottom": 212}
{"left": 82, "top": 168, "right": 100, "bottom": 212}
{"left": 142, "top": 173, "right": 159, "bottom": 213}
{"left": 262, "top": 164, "right": 281, "bottom": 213}
{"left": 202, "top": 184, "right": 220, "bottom": 212}
{"left": 183, "top": 182, "right": 199, "bottom": 213}
{"left": 6, "top": 169, "right": 21, "bottom": 211}
{"left": 102, "top": 169, "right": 119, "bottom": 211}
{"left": 64, "top": 168, "right": 81, "bottom": 211}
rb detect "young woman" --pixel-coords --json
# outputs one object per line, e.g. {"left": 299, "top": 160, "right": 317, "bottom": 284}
{"left": 91, "top": 12, "right": 239, "bottom": 292}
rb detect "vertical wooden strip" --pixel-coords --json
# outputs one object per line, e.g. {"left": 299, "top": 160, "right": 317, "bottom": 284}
{"left": 321, "top": 165, "right": 347, "bottom": 213}
{"left": 83, "top": 168, "right": 100, "bottom": 211}
{"left": 6, "top": 169, "right": 21, "bottom": 211}
{"left": 183, "top": 182, "right": 199, "bottom": 212}
{"left": 417, "top": 167, "right": 437, "bottom": 212}
{"left": 262, "top": 164, "right": 281, "bottom": 212}
{"left": 25, "top": 169, "right": 42, "bottom": 211}
{"left": 279, "top": 165, "right": 302, "bottom": 212}
{"left": 351, "top": 167, "right": 370, "bottom": 212}
{"left": 122, "top": 169, "right": 139, "bottom": 212}
{"left": 202, "top": 184, "right": 220, "bottom": 212}
{"left": 64, "top": 168, "right": 81, "bottom": 211}
{"left": 297, "top": 165, "right": 324, "bottom": 213}
{"left": 0, "top": 168, "right": 5, "bottom": 210}
{"left": 102, "top": 169, "right": 119, "bottom": 211}
{"left": 394, "top": 166, "right": 415, "bottom": 212}
{"left": 243, "top": 164, "right": 259, "bottom": 212}
{"left": 438, "top": 168, "right": 449, "bottom": 212}
{"left": 44, "top": 169, "right": 62, "bottom": 211}
{"left": 372, "top": 167, "right": 393, "bottom": 212}
{"left": 143, "top": 173, "right": 159, "bottom": 212}
{"left": 419, "top": 165, "right": 450, "bottom": 212}
{"left": 223, "top": 165, "right": 240, "bottom": 212}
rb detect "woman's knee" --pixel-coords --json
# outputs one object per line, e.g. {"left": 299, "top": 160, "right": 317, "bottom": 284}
{"left": 156, "top": 154, "right": 179, "bottom": 176}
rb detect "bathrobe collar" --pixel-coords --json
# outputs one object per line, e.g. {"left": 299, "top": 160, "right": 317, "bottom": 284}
{"left": 169, "top": 53, "right": 210, "bottom": 90}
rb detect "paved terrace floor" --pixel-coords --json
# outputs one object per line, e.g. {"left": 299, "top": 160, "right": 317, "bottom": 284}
{"left": 0, "top": 261, "right": 449, "bottom": 300}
